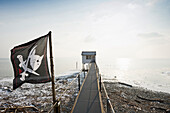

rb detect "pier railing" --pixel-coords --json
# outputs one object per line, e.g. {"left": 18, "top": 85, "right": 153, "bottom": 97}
{"left": 102, "top": 82, "right": 115, "bottom": 113}
{"left": 96, "top": 64, "right": 115, "bottom": 113}
{"left": 48, "top": 71, "right": 83, "bottom": 113}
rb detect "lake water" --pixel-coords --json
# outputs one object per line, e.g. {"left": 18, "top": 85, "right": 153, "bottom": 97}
{"left": 98, "top": 58, "right": 170, "bottom": 93}
{"left": 0, "top": 58, "right": 170, "bottom": 93}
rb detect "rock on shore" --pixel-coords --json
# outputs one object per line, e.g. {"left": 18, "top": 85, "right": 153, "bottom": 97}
{"left": 101, "top": 82, "right": 170, "bottom": 113}
{"left": 0, "top": 72, "right": 82, "bottom": 113}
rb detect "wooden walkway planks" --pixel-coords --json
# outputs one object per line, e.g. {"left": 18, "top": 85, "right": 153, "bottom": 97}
{"left": 71, "top": 63, "right": 103, "bottom": 113}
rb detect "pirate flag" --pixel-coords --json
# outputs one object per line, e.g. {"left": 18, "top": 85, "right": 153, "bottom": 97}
{"left": 11, "top": 33, "right": 51, "bottom": 90}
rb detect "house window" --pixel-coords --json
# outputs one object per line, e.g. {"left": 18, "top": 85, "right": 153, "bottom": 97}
{"left": 86, "top": 55, "right": 91, "bottom": 59}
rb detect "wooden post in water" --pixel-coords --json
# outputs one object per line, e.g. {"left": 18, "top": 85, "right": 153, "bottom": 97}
{"left": 49, "top": 31, "right": 58, "bottom": 113}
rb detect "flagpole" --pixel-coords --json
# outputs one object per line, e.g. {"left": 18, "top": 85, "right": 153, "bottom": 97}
{"left": 49, "top": 31, "right": 57, "bottom": 113}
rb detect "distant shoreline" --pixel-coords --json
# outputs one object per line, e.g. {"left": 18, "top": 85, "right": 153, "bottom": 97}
{"left": 102, "top": 78, "right": 170, "bottom": 94}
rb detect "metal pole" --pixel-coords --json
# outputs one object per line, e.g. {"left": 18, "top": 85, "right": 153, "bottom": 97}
{"left": 49, "top": 31, "right": 57, "bottom": 113}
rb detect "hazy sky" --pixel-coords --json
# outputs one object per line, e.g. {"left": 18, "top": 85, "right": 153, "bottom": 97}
{"left": 0, "top": 0, "right": 170, "bottom": 60}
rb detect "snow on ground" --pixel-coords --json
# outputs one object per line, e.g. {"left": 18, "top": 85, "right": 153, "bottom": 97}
{"left": 0, "top": 70, "right": 85, "bottom": 112}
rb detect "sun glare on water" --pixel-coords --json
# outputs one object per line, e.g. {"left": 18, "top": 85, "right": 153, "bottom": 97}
{"left": 116, "top": 58, "right": 131, "bottom": 71}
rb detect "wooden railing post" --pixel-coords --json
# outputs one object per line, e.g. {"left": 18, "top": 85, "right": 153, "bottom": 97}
{"left": 107, "top": 99, "right": 110, "bottom": 113}
{"left": 57, "top": 101, "right": 60, "bottom": 113}
{"left": 100, "top": 74, "right": 101, "bottom": 92}
{"left": 83, "top": 64, "right": 85, "bottom": 78}
{"left": 102, "top": 82, "right": 115, "bottom": 113}
{"left": 78, "top": 74, "right": 80, "bottom": 91}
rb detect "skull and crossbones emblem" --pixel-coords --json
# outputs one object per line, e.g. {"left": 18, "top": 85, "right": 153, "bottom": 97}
{"left": 17, "top": 45, "right": 44, "bottom": 81}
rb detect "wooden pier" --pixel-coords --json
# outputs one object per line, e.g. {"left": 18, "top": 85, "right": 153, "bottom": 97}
{"left": 71, "top": 63, "right": 104, "bottom": 113}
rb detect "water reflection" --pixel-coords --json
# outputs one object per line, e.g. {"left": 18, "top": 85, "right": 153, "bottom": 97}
{"left": 116, "top": 58, "right": 131, "bottom": 70}
{"left": 100, "top": 58, "right": 170, "bottom": 93}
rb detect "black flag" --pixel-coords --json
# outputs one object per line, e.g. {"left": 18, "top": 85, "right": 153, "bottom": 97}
{"left": 11, "top": 33, "right": 51, "bottom": 90}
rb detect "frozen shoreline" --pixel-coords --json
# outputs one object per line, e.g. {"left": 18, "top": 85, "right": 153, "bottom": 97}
{"left": 0, "top": 72, "right": 170, "bottom": 112}
{"left": 0, "top": 71, "right": 82, "bottom": 112}
{"left": 101, "top": 81, "right": 170, "bottom": 113}
{"left": 102, "top": 77, "right": 170, "bottom": 94}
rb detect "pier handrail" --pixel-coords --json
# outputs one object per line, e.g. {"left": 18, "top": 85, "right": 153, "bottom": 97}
{"left": 48, "top": 101, "right": 59, "bottom": 113}
{"left": 102, "top": 82, "right": 115, "bottom": 113}
{"left": 48, "top": 71, "right": 82, "bottom": 113}
{"left": 96, "top": 63, "right": 115, "bottom": 113}
{"left": 57, "top": 72, "right": 80, "bottom": 101}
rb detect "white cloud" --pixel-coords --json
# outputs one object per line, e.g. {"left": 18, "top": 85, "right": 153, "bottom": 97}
{"left": 127, "top": 3, "right": 140, "bottom": 9}
{"left": 138, "top": 32, "right": 164, "bottom": 38}
{"left": 137, "top": 32, "right": 170, "bottom": 46}
{"left": 146, "top": 0, "right": 160, "bottom": 6}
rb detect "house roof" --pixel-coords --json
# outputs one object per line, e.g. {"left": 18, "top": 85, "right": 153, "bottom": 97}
{"left": 81, "top": 51, "right": 96, "bottom": 56}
